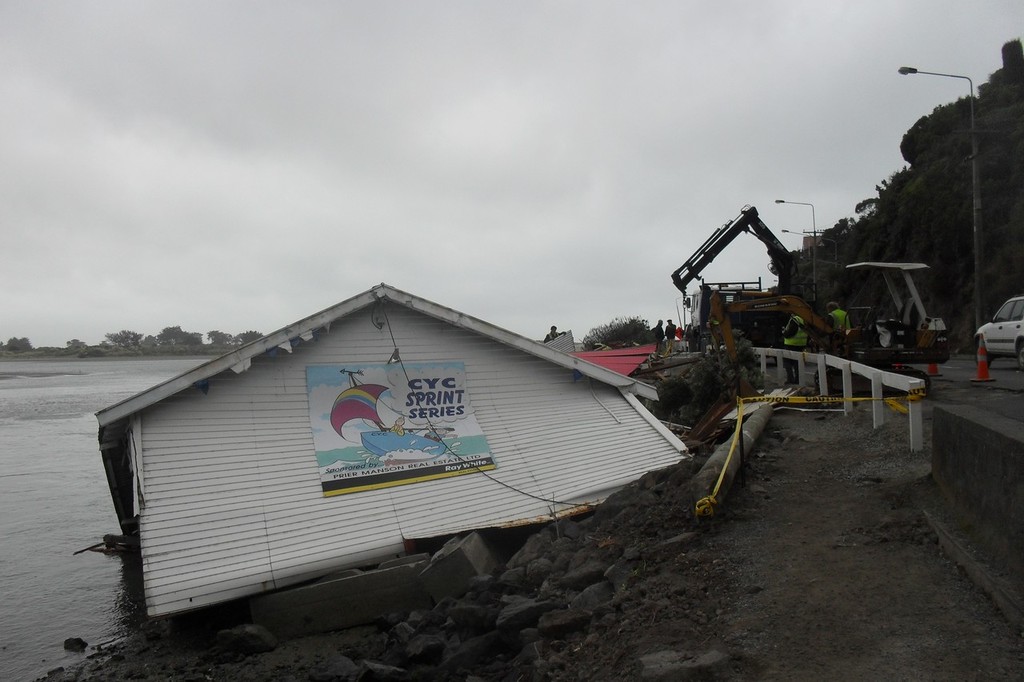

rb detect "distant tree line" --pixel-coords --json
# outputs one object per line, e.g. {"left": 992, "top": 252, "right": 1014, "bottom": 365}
{"left": 103, "top": 327, "right": 264, "bottom": 350}
{"left": 2, "top": 327, "right": 265, "bottom": 357}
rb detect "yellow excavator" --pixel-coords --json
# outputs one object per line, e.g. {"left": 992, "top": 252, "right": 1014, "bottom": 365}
{"left": 706, "top": 262, "right": 950, "bottom": 391}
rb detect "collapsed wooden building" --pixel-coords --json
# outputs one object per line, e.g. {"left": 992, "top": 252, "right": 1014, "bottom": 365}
{"left": 96, "top": 284, "right": 687, "bottom": 617}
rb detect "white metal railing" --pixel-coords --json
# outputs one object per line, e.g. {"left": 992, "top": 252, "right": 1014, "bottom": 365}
{"left": 753, "top": 347, "right": 925, "bottom": 452}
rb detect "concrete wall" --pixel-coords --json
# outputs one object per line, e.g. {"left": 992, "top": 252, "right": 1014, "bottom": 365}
{"left": 932, "top": 405, "right": 1024, "bottom": 579}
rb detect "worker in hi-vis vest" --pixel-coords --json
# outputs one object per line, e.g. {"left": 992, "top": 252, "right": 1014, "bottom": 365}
{"left": 826, "top": 301, "right": 850, "bottom": 332}
{"left": 782, "top": 313, "right": 808, "bottom": 384}
{"left": 826, "top": 301, "right": 850, "bottom": 355}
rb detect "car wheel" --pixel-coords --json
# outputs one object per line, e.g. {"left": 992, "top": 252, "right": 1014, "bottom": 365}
{"left": 1017, "top": 343, "right": 1024, "bottom": 372}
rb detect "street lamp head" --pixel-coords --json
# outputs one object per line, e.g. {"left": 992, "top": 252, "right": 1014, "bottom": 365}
{"left": 774, "top": 199, "right": 785, "bottom": 204}
{"left": 898, "top": 66, "right": 918, "bottom": 75}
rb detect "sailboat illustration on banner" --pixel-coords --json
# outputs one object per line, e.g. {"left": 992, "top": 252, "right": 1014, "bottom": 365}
{"left": 330, "top": 370, "right": 450, "bottom": 461}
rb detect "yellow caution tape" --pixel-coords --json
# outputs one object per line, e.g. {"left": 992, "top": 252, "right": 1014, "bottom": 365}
{"left": 694, "top": 398, "right": 746, "bottom": 518}
{"left": 694, "top": 389, "right": 925, "bottom": 517}
{"left": 884, "top": 398, "right": 909, "bottom": 414}
{"left": 695, "top": 495, "right": 717, "bottom": 517}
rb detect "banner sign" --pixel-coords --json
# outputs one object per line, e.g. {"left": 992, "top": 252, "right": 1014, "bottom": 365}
{"left": 307, "top": 362, "right": 495, "bottom": 496}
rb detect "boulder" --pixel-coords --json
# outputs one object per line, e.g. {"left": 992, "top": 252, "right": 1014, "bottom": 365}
{"left": 215, "top": 624, "right": 277, "bottom": 654}
{"left": 495, "top": 597, "right": 562, "bottom": 633}
{"left": 537, "top": 609, "right": 592, "bottom": 639}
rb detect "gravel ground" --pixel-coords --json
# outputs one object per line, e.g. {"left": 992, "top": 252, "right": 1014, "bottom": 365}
{"left": 48, "top": 389, "right": 1024, "bottom": 681}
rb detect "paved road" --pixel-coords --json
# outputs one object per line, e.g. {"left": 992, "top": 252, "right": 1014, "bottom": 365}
{"left": 927, "top": 354, "right": 1024, "bottom": 424}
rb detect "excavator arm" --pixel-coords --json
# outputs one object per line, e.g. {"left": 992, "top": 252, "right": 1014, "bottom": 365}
{"left": 708, "top": 291, "right": 837, "bottom": 361}
{"left": 671, "top": 205, "right": 795, "bottom": 296}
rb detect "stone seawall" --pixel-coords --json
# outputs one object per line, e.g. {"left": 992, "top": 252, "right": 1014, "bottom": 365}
{"left": 932, "top": 404, "right": 1024, "bottom": 583}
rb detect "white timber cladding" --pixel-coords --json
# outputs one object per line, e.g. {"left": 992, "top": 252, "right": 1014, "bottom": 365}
{"left": 130, "top": 414, "right": 144, "bottom": 515}
{"left": 136, "top": 303, "right": 685, "bottom": 617}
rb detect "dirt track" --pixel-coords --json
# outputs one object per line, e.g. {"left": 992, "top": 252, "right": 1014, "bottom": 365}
{"left": 686, "top": 406, "right": 1023, "bottom": 679}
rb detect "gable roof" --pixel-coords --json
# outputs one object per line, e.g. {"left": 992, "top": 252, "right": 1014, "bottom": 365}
{"left": 96, "top": 283, "right": 658, "bottom": 427}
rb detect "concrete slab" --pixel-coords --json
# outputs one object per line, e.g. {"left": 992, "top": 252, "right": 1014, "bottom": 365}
{"left": 250, "top": 561, "right": 431, "bottom": 639}
{"left": 419, "top": 532, "right": 501, "bottom": 601}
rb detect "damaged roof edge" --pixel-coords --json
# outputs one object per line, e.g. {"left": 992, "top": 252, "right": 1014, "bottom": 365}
{"left": 96, "top": 283, "right": 658, "bottom": 427}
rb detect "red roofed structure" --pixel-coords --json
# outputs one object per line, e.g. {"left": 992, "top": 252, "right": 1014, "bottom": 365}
{"left": 572, "top": 343, "right": 658, "bottom": 377}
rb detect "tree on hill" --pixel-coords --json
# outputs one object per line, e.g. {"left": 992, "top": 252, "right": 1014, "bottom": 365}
{"left": 582, "top": 316, "right": 650, "bottom": 350}
{"left": 105, "top": 330, "right": 144, "bottom": 349}
{"left": 824, "top": 38, "right": 1024, "bottom": 350}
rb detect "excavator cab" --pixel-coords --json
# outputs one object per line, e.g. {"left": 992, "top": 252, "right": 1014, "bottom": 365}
{"left": 844, "top": 262, "right": 949, "bottom": 366}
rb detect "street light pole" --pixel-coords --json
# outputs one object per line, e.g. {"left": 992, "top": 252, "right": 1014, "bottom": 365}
{"left": 775, "top": 199, "right": 817, "bottom": 301}
{"left": 898, "top": 66, "right": 983, "bottom": 330}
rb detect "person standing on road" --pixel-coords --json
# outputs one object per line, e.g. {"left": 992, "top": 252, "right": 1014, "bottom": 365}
{"left": 826, "top": 301, "right": 849, "bottom": 332}
{"left": 826, "top": 301, "right": 850, "bottom": 354}
{"left": 651, "top": 320, "right": 665, "bottom": 348}
{"left": 664, "top": 319, "right": 677, "bottom": 355}
{"left": 782, "top": 313, "right": 808, "bottom": 384}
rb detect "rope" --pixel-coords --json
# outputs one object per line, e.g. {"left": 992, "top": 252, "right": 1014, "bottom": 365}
{"left": 378, "top": 303, "right": 586, "bottom": 510}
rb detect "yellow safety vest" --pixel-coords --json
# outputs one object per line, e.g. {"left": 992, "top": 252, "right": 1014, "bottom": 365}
{"left": 783, "top": 314, "right": 808, "bottom": 347}
{"left": 829, "top": 308, "right": 850, "bottom": 332}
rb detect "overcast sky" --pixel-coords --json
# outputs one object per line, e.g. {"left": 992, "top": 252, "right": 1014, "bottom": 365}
{"left": 2, "top": 2, "right": 1021, "bottom": 347}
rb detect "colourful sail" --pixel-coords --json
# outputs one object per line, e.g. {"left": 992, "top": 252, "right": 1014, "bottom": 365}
{"left": 330, "top": 384, "right": 389, "bottom": 437}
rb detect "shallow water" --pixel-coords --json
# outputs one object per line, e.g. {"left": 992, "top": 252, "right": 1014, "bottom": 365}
{"left": 0, "top": 357, "right": 204, "bottom": 680}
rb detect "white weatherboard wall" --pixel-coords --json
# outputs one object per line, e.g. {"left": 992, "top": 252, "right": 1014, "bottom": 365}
{"left": 136, "top": 304, "right": 684, "bottom": 617}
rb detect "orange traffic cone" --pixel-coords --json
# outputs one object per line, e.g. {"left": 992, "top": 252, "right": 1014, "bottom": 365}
{"left": 927, "top": 363, "right": 942, "bottom": 377}
{"left": 971, "top": 339, "right": 995, "bottom": 383}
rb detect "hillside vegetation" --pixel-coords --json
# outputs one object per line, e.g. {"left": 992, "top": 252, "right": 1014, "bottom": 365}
{"left": 816, "top": 39, "right": 1024, "bottom": 350}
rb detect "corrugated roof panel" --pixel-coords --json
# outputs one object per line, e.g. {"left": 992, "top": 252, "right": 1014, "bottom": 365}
{"left": 571, "top": 344, "right": 658, "bottom": 376}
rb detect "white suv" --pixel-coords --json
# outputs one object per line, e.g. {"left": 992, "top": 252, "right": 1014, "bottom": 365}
{"left": 976, "top": 294, "right": 1024, "bottom": 370}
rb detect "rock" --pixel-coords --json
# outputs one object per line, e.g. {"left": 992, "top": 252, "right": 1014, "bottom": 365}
{"left": 519, "top": 627, "right": 541, "bottom": 644}
{"left": 448, "top": 603, "right": 498, "bottom": 635}
{"left": 497, "top": 566, "right": 529, "bottom": 592}
{"left": 559, "top": 559, "right": 610, "bottom": 590}
{"left": 525, "top": 557, "right": 554, "bottom": 585}
{"left": 537, "top": 608, "right": 592, "bottom": 639}
{"left": 639, "top": 648, "right": 731, "bottom": 680}
{"left": 593, "top": 487, "right": 636, "bottom": 523}
{"left": 140, "top": 619, "right": 169, "bottom": 642}
{"left": 514, "top": 640, "right": 544, "bottom": 665}
{"left": 308, "top": 654, "right": 360, "bottom": 682}
{"left": 506, "top": 531, "right": 554, "bottom": 569}
{"left": 554, "top": 518, "right": 584, "bottom": 540}
{"left": 656, "top": 531, "right": 699, "bottom": 551}
{"left": 604, "top": 559, "right": 636, "bottom": 592}
{"left": 359, "top": 659, "right": 411, "bottom": 681}
{"left": 388, "top": 621, "right": 416, "bottom": 646}
{"left": 466, "top": 574, "right": 495, "bottom": 594}
{"left": 63, "top": 637, "right": 88, "bottom": 652}
{"left": 495, "top": 597, "right": 562, "bottom": 633}
{"left": 438, "top": 631, "right": 507, "bottom": 674}
{"left": 638, "top": 469, "right": 661, "bottom": 490}
{"left": 215, "top": 623, "right": 278, "bottom": 654}
{"left": 570, "top": 580, "right": 615, "bottom": 610}
{"left": 404, "top": 634, "right": 445, "bottom": 663}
